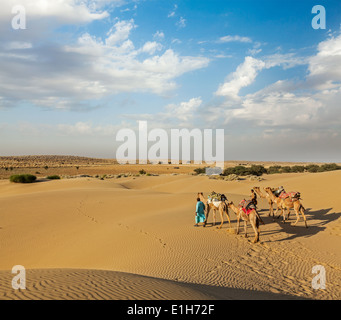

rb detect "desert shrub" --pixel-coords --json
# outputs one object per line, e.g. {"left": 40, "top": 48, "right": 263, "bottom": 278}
{"left": 10, "top": 174, "right": 37, "bottom": 183}
{"left": 320, "top": 163, "right": 341, "bottom": 171}
{"left": 249, "top": 165, "right": 267, "bottom": 176}
{"left": 267, "top": 166, "right": 282, "bottom": 174}
{"left": 291, "top": 165, "right": 305, "bottom": 173}
{"left": 139, "top": 169, "right": 146, "bottom": 175}
{"left": 47, "top": 175, "right": 61, "bottom": 180}
{"left": 305, "top": 164, "right": 321, "bottom": 173}
{"left": 280, "top": 166, "right": 292, "bottom": 173}
{"left": 223, "top": 165, "right": 267, "bottom": 177}
{"left": 193, "top": 167, "right": 206, "bottom": 174}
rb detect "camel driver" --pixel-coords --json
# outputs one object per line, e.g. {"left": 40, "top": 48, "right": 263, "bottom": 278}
{"left": 195, "top": 198, "right": 206, "bottom": 227}
{"left": 251, "top": 189, "right": 257, "bottom": 207}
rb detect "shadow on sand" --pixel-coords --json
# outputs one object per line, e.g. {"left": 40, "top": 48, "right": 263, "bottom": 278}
{"left": 203, "top": 207, "right": 340, "bottom": 243}
{"left": 262, "top": 208, "right": 340, "bottom": 242}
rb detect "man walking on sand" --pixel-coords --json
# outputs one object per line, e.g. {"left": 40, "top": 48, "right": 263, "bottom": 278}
{"left": 195, "top": 198, "right": 206, "bottom": 227}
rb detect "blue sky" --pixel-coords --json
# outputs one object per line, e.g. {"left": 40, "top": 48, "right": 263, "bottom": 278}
{"left": 1, "top": 0, "right": 341, "bottom": 162}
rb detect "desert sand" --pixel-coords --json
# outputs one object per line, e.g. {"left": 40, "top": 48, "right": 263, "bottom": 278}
{"left": 0, "top": 167, "right": 340, "bottom": 300}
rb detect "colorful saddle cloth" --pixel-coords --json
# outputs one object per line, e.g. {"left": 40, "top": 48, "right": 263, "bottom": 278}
{"left": 208, "top": 192, "right": 227, "bottom": 202}
{"left": 279, "top": 191, "right": 301, "bottom": 200}
{"left": 239, "top": 199, "right": 256, "bottom": 215}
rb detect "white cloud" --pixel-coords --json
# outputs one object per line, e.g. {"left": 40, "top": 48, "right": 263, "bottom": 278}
{"left": 209, "top": 33, "right": 341, "bottom": 134}
{"left": 165, "top": 97, "right": 203, "bottom": 124}
{"left": 140, "top": 41, "right": 163, "bottom": 55}
{"left": 0, "top": 0, "right": 111, "bottom": 24}
{"left": 168, "top": 4, "right": 178, "bottom": 18}
{"left": 105, "top": 19, "right": 136, "bottom": 46}
{"left": 219, "top": 35, "right": 252, "bottom": 43}
{"left": 0, "top": 18, "right": 210, "bottom": 109}
{"left": 122, "top": 97, "right": 203, "bottom": 128}
{"left": 307, "top": 34, "right": 341, "bottom": 90}
{"left": 7, "top": 42, "right": 33, "bottom": 50}
{"left": 215, "top": 57, "right": 265, "bottom": 101}
{"left": 153, "top": 31, "right": 165, "bottom": 40}
{"left": 57, "top": 122, "right": 119, "bottom": 136}
{"left": 176, "top": 17, "right": 186, "bottom": 29}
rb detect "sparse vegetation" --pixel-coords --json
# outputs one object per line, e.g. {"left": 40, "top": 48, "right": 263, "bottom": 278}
{"left": 223, "top": 165, "right": 267, "bottom": 177}
{"left": 193, "top": 167, "right": 207, "bottom": 175}
{"left": 46, "top": 175, "right": 61, "bottom": 180}
{"left": 267, "top": 163, "right": 341, "bottom": 174}
{"left": 10, "top": 174, "right": 37, "bottom": 183}
{"left": 221, "top": 163, "right": 341, "bottom": 177}
{"left": 139, "top": 169, "right": 146, "bottom": 175}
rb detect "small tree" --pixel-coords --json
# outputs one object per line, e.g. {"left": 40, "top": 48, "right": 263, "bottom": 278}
{"left": 10, "top": 174, "right": 37, "bottom": 183}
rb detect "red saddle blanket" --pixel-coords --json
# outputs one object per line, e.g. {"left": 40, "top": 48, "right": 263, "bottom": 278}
{"left": 241, "top": 207, "right": 254, "bottom": 215}
{"left": 239, "top": 200, "right": 255, "bottom": 215}
{"left": 279, "top": 192, "right": 300, "bottom": 199}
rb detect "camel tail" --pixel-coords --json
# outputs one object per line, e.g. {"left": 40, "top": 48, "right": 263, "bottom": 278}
{"left": 255, "top": 210, "right": 265, "bottom": 225}
{"left": 300, "top": 204, "right": 305, "bottom": 214}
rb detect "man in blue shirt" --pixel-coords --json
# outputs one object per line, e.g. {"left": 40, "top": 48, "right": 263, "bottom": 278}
{"left": 195, "top": 198, "right": 206, "bottom": 227}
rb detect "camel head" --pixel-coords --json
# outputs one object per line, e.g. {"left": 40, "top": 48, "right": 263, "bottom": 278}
{"left": 197, "top": 192, "right": 205, "bottom": 201}
{"left": 254, "top": 187, "right": 260, "bottom": 191}
{"left": 227, "top": 201, "right": 234, "bottom": 207}
{"left": 264, "top": 187, "right": 274, "bottom": 195}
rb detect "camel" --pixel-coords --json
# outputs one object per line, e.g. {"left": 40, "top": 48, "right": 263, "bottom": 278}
{"left": 197, "top": 193, "right": 231, "bottom": 229}
{"left": 253, "top": 186, "right": 277, "bottom": 217}
{"left": 227, "top": 201, "right": 263, "bottom": 243}
{"left": 264, "top": 187, "right": 308, "bottom": 228}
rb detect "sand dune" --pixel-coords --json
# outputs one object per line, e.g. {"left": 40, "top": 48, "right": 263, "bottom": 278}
{"left": 0, "top": 171, "right": 340, "bottom": 300}
{"left": 0, "top": 269, "right": 298, "bottom": 300}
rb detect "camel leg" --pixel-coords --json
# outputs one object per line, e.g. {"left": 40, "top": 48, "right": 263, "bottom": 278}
{"left": 287, "top": 208, "right": 291, "bottom": 221}
{"left": 268, "top": 201, "right": 273, "bottom": 217}
{"left": 236, "top": 216, "right": 240, "bottom": 235}
{"left": 217, "top": 208, "right": 224, "bottom": 229}
{"left": 300, "top": 206, "right": 308, "bottom": 228}
{"left": 225, "top": 210, "right": 231, "bottom": 229}
{"left": 250, "top": 215, "right": 259, "bottom": 243}
{"left": 244, "top": 221, "right": 248, "bottom": 238}
{"left": 274, "top": 201, "right": 281, "bottom": 217}
{"left": 204, "top": 206, "right": 210, "bottom": 227}
{"left": 213, "top": 210, "right": 216, "bottom": 226}
{"left": 276, "top": 203, "right": 284, "bottom": 220}
{"left": 291, "top": 207, "right": 300, "bottom": 226}
{"left": 282, "top": 206, "right": 287, "bottom": 223}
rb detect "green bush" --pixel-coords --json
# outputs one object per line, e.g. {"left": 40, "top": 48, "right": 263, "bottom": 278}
{"left": 320, "top": 163, "right": 341, "bottom": 171}
{"left": 10, "top": 174, "right": 37, "bottom": 183}
{"left": 193, "top": 167, "right": 207, "bottom": 174}
{"left": 291, "top": 166, "right": 305, "bottom": 173}
{"left": 280, "top": 166, "right": 292, "bottom": 173}
{"left": 223, "top": 165, "right": 267, "bottom": 177}
{"left": 249, "top": 165, "right": 267, "bottom": 176}
{"left": 267, "top": 166, "right": 282, "bottom": 174}
{"left": 305, "top": 164, "right": 321, "bottom": 173}
{"left": 46, "top": 175, "right": 61, "bottom": 180}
